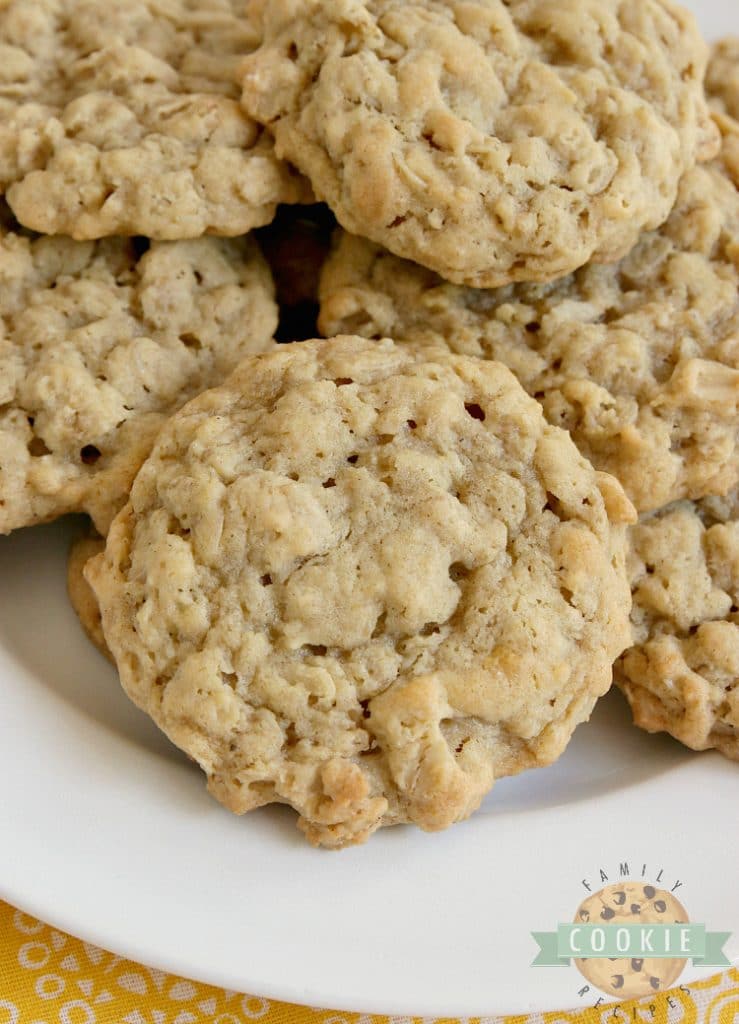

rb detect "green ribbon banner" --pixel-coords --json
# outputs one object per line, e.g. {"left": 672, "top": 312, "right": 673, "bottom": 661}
{"left": 531, "top": 924, "right": 732, "bottom": 967}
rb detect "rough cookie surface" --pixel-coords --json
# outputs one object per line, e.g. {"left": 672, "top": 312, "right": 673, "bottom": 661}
{"left": 319, "top": 114, "right": 739, "bottom": 512}
{"left": 242, "top": 0, "right": 715, "bottom": 288}
{"left": 617, "top": 490, "right": 739, "bottom": 761}
{"left": 67, "top": 532, "right": 110, "bottom": 659}
{"left": 707, "top": 39, "right": 739, "bottom": 122}
{"left": 0, "top": 231, "right": 277, "bottom": 535}
{"left": 0, "top": 0, "right": 310, "bottom": 239}
{"left": 87, "top": 337, "right": 634, "bottom": 848}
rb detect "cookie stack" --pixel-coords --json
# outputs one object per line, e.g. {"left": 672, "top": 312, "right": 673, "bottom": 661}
{"left": 1, "top": 0, "right": 736, "bottom": 849}
{"left": 311, "top": 7, "right": 739, "bottom": 774}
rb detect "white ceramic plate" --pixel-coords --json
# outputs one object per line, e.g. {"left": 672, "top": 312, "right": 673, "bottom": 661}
{"left": 2, "top": 3, "right": 739, "bottom": 1015}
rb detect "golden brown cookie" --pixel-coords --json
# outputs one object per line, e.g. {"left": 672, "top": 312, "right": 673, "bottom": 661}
{"left": 0, "top": 0, "right": 310, "bottom": 239}
{"left": 319, "top": 113, "right": 739, "bottom": 512}
{"left": 618, "top": 490, "right": 739, "bottom": 761}
{"left": 707, "top": 38, "right": 739, "bottom": 121}
{"left": 0, "top": 232, "right": 277, "bottom": 535}
{"left": 67, "top": 532, "right": 111, "bottom": 660}
{"left": 242, "top": 0, "right": 716, "bottom": 288}
{"left": 86, "top": 336, "right": 634, "bottom": 848}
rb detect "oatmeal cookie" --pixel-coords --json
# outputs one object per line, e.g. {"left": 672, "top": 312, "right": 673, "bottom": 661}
{"left": 0, "top": 231, "right": 277, "bottom": 535}
{"left": 86, "top": 336, "right": 634, "bottom": 848}
{"left": 0, "top": 0, "right": 310, "bottom": 239}
{"left": 67, "top": 531, "right": 111, "bottom": 660}
{"left": 319, "top": 114, "right": 739, "bottom": 512}
{"left": 707, "top": 38, "right": 739, "bottom": 121}
{"left": 617, "top": 490, "right": 739, "bottom": 761}
{"left": 242, "top": 0, "right": 716, "bottom": 288}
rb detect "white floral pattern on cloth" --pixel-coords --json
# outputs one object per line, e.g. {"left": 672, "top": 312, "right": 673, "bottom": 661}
{"left": 1, "top": 901, "right": 737, "bottom": 1024}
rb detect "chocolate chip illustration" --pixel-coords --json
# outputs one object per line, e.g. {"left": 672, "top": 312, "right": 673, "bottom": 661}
{"left": 574, "top": 883, "right": 689, "bottom": 1000}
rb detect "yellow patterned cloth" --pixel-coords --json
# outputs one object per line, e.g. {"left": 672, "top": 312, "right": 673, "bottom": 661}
{"left": 1, "top": 900, "right": 737, "bottom": 1024}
